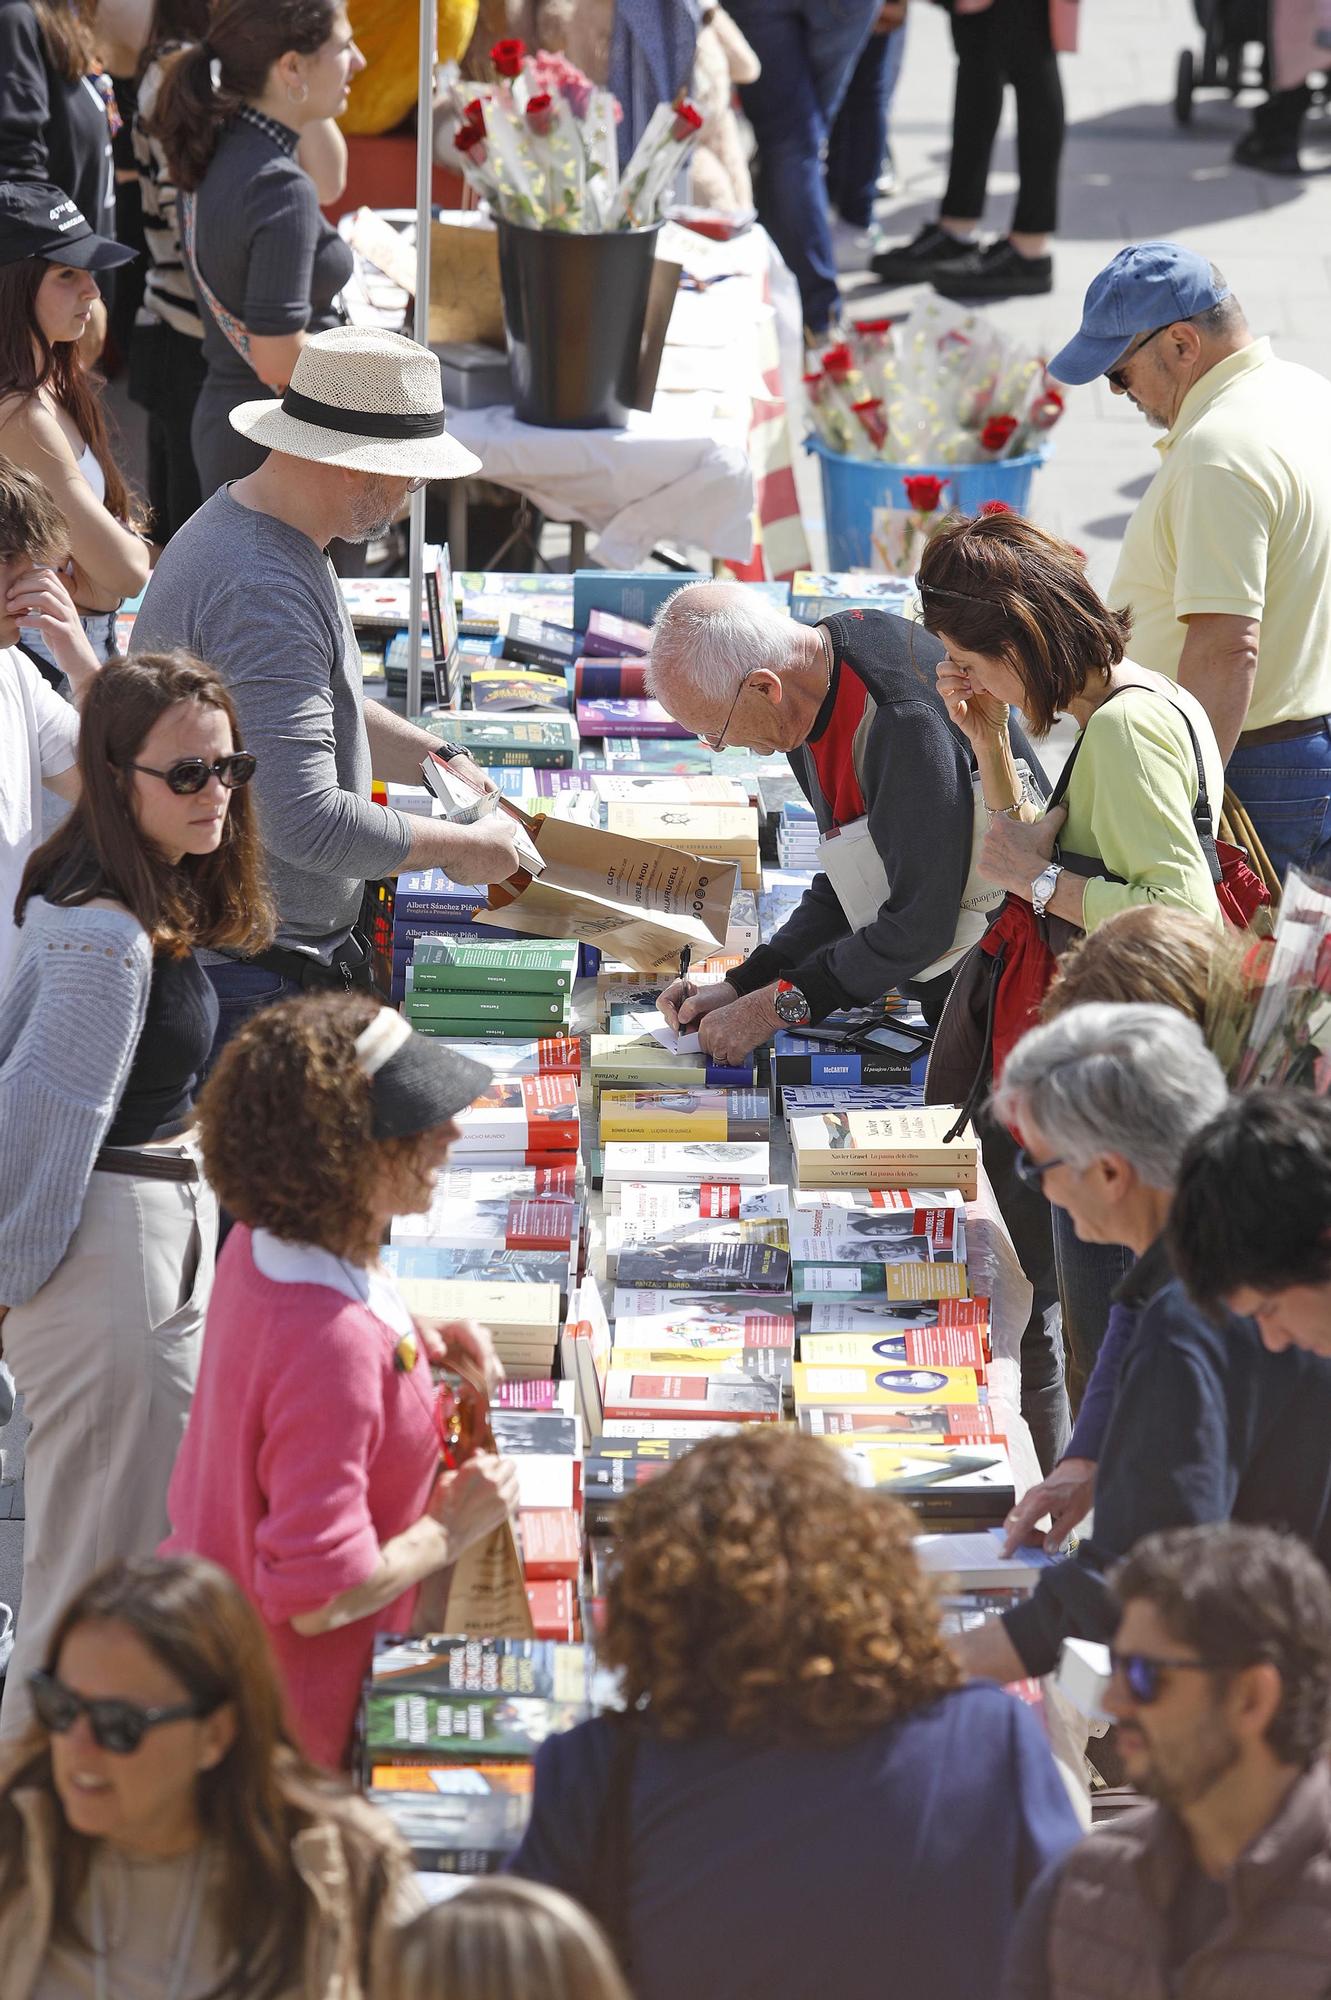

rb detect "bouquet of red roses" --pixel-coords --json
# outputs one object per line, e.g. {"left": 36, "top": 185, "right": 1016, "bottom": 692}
{"left": 447, "top": 42, "right": 701, "bottom": 234}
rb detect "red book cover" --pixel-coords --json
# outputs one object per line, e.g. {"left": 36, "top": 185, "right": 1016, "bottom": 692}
{"left": 520, "top": 1508, "right": 582, "bottom": 1580}
{"left": 526, "top": 1577, "right": 577, "bottom": 1639}
{"left": 698, "top": 1183, "right": 745, "bottom": 1219}
{"left": 534, "top": 1036, "right": 582, "bottom": 1076}
{"left": 456, "top": 1075, "right": 581, "bottom": 1153}
{"left": 505, "top": 1197, "right": 580, "bottom": 1249}
{"left": 494, "top": 1381, "right": 561, "bottom": 1411}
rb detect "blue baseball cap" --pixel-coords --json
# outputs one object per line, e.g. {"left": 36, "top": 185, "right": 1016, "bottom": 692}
{"left": 1049, "top": 242, "right": 1230, "bottom": 386}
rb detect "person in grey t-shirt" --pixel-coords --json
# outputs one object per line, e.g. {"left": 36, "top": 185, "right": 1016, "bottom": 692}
{"left": 133, "top": 326, "right": 525, "bottom": 1060}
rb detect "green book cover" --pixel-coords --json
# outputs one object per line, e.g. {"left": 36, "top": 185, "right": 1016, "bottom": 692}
{"left": 405, "top": 989, "right": 572, "bottom": 1024}
{"left": 409, "top": 1016, "right": 581, "bottom": 1044}
{"left": 363, "top": 1690, "right": 588, "bottom": 1759}
{"left": 412, "top": 939, "right": 577, "bottom": 996}
{"left": 416, "top": 712, "right": 579, "bottom": 769}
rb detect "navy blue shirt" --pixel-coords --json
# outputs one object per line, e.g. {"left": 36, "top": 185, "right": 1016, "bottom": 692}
{"left": 509, "top": 1681, "right": 1081, "bottom": 2000}
{"left": 1003, "top": 1238, "right": 1331, "bottom": 1677}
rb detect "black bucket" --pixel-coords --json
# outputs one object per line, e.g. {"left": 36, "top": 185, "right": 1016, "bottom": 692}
{"left": 496, "top": 218, "right": 661, "bottom": 428}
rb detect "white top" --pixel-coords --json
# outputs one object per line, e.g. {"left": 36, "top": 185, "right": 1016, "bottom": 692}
{"left": 76, "top": 439, "right": 106, "bottom": 506}
{"left": 0, "top": 646, "right": 79, "bottom": 997}
{"left": 251, "top": 1227, "right": 414, "bottom": 1336}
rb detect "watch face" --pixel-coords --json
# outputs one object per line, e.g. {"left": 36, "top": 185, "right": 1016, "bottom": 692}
{"left": 775, "top": 986, "right": 810, "bottom": 1027}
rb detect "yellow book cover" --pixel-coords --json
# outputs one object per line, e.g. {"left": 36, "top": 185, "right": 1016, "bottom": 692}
{"left": 791, "top": 1361, "right": 980, "bottom": 1409}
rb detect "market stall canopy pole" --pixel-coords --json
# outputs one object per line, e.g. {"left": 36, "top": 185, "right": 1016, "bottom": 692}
{"left": 407, "top": 0, "right": 438, "bottom": 718}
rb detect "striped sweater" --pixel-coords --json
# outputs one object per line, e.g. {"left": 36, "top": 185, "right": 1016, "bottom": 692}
{"left": 730, "top": 611, "right": 1044, "bottom": 1022}
{"left": 0, "top": 899, "right": 151, "bottom": 1304}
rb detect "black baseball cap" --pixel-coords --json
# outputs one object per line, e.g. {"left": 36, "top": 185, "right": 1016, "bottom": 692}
{"left": 0, "top": 181, "right": 137, "bottom": 272}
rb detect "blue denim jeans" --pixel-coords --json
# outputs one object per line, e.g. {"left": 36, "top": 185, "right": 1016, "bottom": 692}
{"left": 1052, "top": 1203, "right": 1135, "bottom": 1390}
{"left": 727, "top": 0, "right": 883, "bottom": 332}
{"left": 1226, "top": 723, "right": 1331, "bottom": 889}
{"left": 826, "top": 21, "right": 907, "bottom": 227}
{"left": 202, "top": 961, "right": 305, "bottom": 1078}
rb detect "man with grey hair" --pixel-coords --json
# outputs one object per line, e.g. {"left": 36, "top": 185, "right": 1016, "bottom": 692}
{"left": 949, "top": 1001, "right": 1331, "bottom": 1688}
{"left": 649, "top": 579, "right": 1044, "bottom": 1066}
{"left": 1051, "top": 242, "right": 1331, "bottom": 883}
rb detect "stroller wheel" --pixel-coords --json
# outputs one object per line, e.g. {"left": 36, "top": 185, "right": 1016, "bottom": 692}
{"left": 1175, "top": 47, "right": 1196, "bottom": 124}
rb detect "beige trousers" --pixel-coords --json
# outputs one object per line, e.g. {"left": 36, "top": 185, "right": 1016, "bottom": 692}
{"left": 0, "top": 1151, "right": 215, "bottom": 1735}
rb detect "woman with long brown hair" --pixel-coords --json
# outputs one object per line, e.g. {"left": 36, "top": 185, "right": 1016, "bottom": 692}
{"left": 0, "top": 648, "right": 273, "bottom": 1736}
{"left": 148, "top": 0, "right": 365, "bottom": 499}
{"left": 0, "top": 180, "right": 149, "bottom": 675}
{"left": 0, "top": 1553, "right": 419, "bottom": 1996}
{"left": 509, "top": 1427, "right": 1081, "bottom": 2000}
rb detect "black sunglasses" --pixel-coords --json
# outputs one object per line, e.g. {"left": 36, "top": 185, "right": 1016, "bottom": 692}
{"left": 1013, "top": 1145, "right": 1067, "bottom": 1190}
{"left": 1109, "top": 1650, "right": 1234, "bottom": 1705}
{"left": 128, "top": 752, "right": 257, "bottom": 796}
{"left": 30, "top": 1668, "right": 216, "bottom": 1753}
{"left": 1106, "top": 322, "right": 1168, "bottom": 391}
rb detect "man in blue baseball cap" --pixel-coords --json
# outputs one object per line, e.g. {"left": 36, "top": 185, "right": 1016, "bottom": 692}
{"left": 1047, "top": 240, "right": 1331, "bottom": 889}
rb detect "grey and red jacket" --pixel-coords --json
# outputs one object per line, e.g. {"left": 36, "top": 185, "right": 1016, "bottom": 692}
{"left": 728, "top": 610, "right": 1045, "bottom": 1023}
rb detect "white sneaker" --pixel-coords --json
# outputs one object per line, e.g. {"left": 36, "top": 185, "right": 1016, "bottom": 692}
{"left": 830, "top": 215, "right": 881, "bottom": 273}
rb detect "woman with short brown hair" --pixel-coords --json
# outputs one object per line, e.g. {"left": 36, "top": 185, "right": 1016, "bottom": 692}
{"left": 0, "top": 1553, "right": 419, "bottom": 1996}
{"left": 0, "top": 648, "right": 271, "bottom": 1737}
{"left": 508, "top": 1427, "right": 1080, "bottom": 2000}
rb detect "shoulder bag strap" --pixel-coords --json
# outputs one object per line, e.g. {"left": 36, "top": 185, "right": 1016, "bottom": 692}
{"left": 179, "top": 190, "right": 253, "bottom": 363}
{"left": 587, "top": 1713, "right": 639, "bottom": 1978}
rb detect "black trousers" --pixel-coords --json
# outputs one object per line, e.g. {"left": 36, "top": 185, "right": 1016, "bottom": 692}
{"left": 127, "top": 319, "right": 206, "bottom": 545}
{"left": 942, "top": 0, "right": 1065, "bottom": 236}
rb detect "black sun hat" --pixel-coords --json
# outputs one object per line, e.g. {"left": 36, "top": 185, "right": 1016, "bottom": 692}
{"left": 0, "top": 181, "right": 137, "bottom": 272}
{"left": 354, "top": 1008, "right": 493, "bottom": 1141}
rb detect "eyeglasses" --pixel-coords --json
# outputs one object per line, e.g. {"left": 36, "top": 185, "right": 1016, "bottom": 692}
{"left": 30, "top": 1669, "right": 217, "bottom": 1754}
{"left": 1014, "top": 1145, "right": 1067, "bottom": 1190}
{"left": 1108, "top": 1649, "right": 1235, "bottom": 1706}
{"left": 1106, "top": 323, "right": 1168, "bottom": 391}
{"left": 703, "top": 671, "right": 755, "bottom": 753}
{"left": 127, "top": 753, "right": 257, "bottom": 796}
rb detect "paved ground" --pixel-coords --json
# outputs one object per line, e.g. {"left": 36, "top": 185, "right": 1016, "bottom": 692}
{"left": 3, "top": 1, "right": 1328, "bottom": 1631}
{"left": 796, "top": 0, "right": 1331, "bottom": 593}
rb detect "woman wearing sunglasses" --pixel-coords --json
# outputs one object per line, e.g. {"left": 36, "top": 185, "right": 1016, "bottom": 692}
{"left": 162, "top": 991, "right": 519, "bottom": 1770}
{"left": 0, "top": 648, "right": 272, "bottom": 1736}
{"left": 0, "top": 1553, "right": 419, "bottom": 1996}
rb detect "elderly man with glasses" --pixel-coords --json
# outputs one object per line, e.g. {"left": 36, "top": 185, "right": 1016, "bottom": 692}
{"left": 1051, "top": 241, "right": 1331, "bottom": 886}
{"left": 1002, "top": 1522, "right": 1331, "bottom": 2000}
{"left": 647, "top": 579, "right": 1044, "bottom": 1067}
{"left": 951, "top": 1000, "right": 1331, "bottom": 1694}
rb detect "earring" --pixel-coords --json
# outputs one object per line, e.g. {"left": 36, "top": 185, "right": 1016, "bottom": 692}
{"left": 286, "top": 77, "right": 309, "bottom": 104}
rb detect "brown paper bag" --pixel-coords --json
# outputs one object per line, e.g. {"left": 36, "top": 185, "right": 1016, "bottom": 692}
{"left": 442, "top": 1517, "right": 536, "bottom": 1637}
{"left": 428, "top": 219, "right": 505, "bottom": 349}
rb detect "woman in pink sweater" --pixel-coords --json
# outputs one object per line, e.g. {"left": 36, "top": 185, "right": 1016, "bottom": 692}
{"left": 162, "top": 994, "right": 519, "bottom": 1769}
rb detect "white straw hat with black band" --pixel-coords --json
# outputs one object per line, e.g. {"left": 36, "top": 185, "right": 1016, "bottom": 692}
{"left": 229, "top": 326, "right": 482, "bottom": 480}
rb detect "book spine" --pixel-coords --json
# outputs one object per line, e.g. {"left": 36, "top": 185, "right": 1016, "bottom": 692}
{"left": 406, "top": 991, "right": 571, "bottom": 1022}
{"left": 410, "top": 964, "right": 574, "bottom": 996}
{"left": 575, "top": 662, "right": 652, "bottom": 698}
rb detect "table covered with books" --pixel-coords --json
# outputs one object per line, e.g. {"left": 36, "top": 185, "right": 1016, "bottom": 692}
{"left": 343, "top": 558, "right": 1091, "bottom": 1876}
{"left": 341, "top": 211, "right": 809, "bottom": 576}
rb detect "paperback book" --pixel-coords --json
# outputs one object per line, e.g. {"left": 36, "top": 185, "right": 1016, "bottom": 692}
{"left": 601, "top": 1371, "right": 782, "bottom": 1424}
{"left": 791, "top": 1261, "right": 970, "bottom": 1303}
{"left": 804, "top": 1295, "right": 990, "bottom": 1334}
{"left": 614, "top": 1241, "right": 791, "bottom": 1294}
{"left": 411, "top": 938, "right": 579, "bottom": 996}
{"left": 419, "top": 712, "right": 580, "bottom": 770}
{"left": 832, "top": 1438, "right": 1015, "bottom": 1523}
{"left": 574, "top": 659, "right": 651, "bottom": 700}
{"left": 598, "top": 1089, "right": 769, "bottom": 1145}
{"left": 791, "top": 1108, "right": 978, "bottom": 1197}
{"left": 802, "top": 1325, "right": 989, "bottom": 1373}
{"left": 792, "top": 1361, "right": 981, "bottom": 1411}
{"left": 576, "top": 699, "right": 692, "bottom": 740}
{"left": 456, "top": 1077, "right": 581, "bottom": 1154}
{"left": 601, "top": 1141, "right": 771, "bottom": 1191}
{"left": 584, "top": 608, "right": 651, "bottom": 657}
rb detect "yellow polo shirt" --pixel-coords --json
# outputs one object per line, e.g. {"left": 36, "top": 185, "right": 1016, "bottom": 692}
{"left": 1109, "top": 339, "right": 1331, "bottom": 730}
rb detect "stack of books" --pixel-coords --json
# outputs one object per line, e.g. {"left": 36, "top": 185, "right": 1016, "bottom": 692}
{"left": 604, "top": 801, "right": 761, "bottom": 892}
{"left": 775, "top": 799, "right": 819, "bottom": 871}
{"left": 404, "top": 938, "right": 578, "bottom": 1043}
{"left": 361, "top": 1635, "right": 593, "bottom": 1873}
{"left": 791, "top": 1106, "right": 979, "bottom": 1201}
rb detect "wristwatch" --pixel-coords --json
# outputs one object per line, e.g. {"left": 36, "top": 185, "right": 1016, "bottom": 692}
{"left": 1031, "top": 862, "right": 1064, "bottom": 918}
{"left": 774, "top": 979, "right": 813, "bottom": 1028}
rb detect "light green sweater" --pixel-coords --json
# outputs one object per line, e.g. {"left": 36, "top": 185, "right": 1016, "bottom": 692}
{"left": 1056, "top": 683, "right": 1226, "bottom": 934}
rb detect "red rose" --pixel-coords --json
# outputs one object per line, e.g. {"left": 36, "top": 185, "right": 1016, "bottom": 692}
{"left": 1315, "top": 934, "right": 1331, "bottom": 995}
{"left": 465, "top": 97, "right": 485, "bottom": 123}
{"left": 851, "top": 396, "right": 887, "bottom": 448}
{"left": 454, "top": 118, "right": 486, "bottom": 158}
{"left": 979, "top": 499, "right": 1013, "bottom": 516}
{"left": 525, "top": 90, "right": 555, "bottom": 135}
{"left": 980, "top": 414, "right": 1019, "bottom": 453}
{"left": 821, "top": 343, "right": 855, "bottom": 379}
{"left": 852, "top": 316, "right": 895, "bottom": 335}
{"left": 671, "top": 97, "right": 703, "bottom": 140}
{"left": 904, "top": 474, "right": 946, "bottom": 513}
{"left": 491, "top": 36, "right": 527, "bottom": 77}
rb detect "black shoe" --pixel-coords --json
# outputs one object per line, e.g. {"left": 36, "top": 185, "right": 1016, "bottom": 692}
{"left": 1233, "top": 131, "right": 1304, "bottom": 176}
{"left": 869, "top": 222, "right": 978, "bottom": 287}
{"left": 932, "top": 237, "right": 1054, "bottom": 301}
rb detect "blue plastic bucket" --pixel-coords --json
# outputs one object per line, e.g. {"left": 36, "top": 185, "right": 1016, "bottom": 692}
{"left": 806, "top": 434, "right": 1050, "bottom": 570}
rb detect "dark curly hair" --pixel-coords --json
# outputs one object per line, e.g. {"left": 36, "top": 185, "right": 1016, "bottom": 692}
{"left": 198, "top": 992, "right": 424, "bottom": 1259}
{"left": 600, "top": 1428, "right": 961, "bottom": 1745}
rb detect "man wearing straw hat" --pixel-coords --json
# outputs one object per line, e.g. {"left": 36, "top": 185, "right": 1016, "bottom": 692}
{"left": 134, "top": 326, "right": 524, "bottom": 1055}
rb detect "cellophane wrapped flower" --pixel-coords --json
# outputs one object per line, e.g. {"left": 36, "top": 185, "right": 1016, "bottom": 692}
{"left": 1207, "top": 869, "right": 1331, "bottom": 1092}
{"left": 444, "top": 47, "right": 691, "bottom": 232}
{"left": 805, "top": 298, "right": 1068, "bottom": 471}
